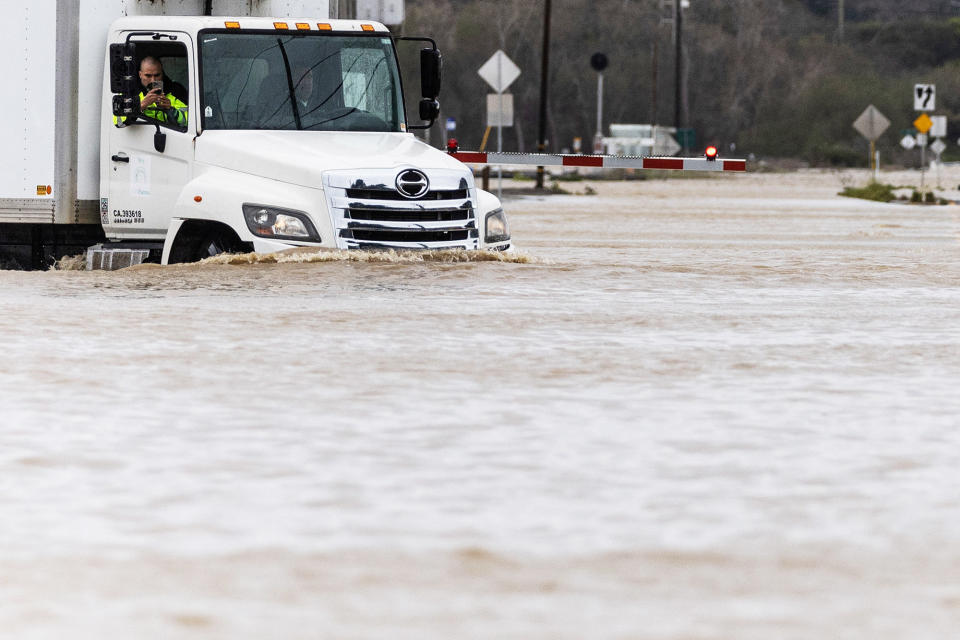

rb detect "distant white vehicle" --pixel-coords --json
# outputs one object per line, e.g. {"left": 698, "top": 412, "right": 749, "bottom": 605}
{"left": 1, "top": 0, "right": 510, "bottom": 269}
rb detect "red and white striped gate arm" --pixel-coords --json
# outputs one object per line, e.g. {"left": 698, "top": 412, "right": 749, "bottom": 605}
{"left": 449, "top": 151, "right": 747, "bottom": 173}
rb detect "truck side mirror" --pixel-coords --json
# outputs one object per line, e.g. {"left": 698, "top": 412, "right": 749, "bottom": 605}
{"left": 109, "top": 43, "right": 140, "bottom": 121}
{"left": 420, "top": 48, "right": 442, "bottom": 100}
{"left": 419, "top": 99, "right": 440, "bottom": 122}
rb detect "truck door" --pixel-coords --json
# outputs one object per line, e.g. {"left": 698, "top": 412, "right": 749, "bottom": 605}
{"left": 106, "top": 34, "right": 193, "bottom": 240}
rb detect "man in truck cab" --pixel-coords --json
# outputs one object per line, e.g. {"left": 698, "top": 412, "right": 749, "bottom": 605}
{"left": 115, "top": 56, "right": 188, "bottom": 127}
{"left": 255, "top": 63, "right": 320, "bottom": 129}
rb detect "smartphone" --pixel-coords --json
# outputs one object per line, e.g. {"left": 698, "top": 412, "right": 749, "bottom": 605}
{"left": 148, "top": 81, "right": 164, "bottom": 93}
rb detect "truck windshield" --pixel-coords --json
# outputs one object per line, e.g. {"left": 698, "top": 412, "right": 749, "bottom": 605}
{"left": 199, "top": 32, "right": 404, "bottom": 132}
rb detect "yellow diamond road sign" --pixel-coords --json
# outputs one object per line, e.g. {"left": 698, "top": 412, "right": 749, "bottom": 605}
{"left": 914, "top": 113, "right": 933, "bottom": 134}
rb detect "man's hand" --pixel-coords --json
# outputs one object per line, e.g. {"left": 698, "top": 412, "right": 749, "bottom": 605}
{"left": 140, "top": 88, "right": 164, "bottom": 110}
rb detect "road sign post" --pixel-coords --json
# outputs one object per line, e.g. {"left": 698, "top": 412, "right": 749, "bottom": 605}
{"left": 931, "top": 138, "right": 946, "bottom": 188}
{"left": 929, "top": 116, "right": 948, "bottom": 189}
{"left": 914, "top": 113, "right": 933, "bottom": 191}
{"left": 853, "top": 105, "right": 890, "bottom": 181}
{"left": 478, "top": 50, "right": 521, "bottom": 199}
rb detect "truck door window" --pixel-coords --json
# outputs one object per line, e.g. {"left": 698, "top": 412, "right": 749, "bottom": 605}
{"left": 200, "top": 32, "right": 403, "bottom": 132}
{"left": 116, "top": 39, "right": 189, "bottom": 132}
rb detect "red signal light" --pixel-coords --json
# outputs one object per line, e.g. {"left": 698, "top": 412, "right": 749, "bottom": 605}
{"left": 705, "top": 145, "right": 718, "bottom": 161}
{"left": 447, "top": 138, "right": 459, "bottom": 153}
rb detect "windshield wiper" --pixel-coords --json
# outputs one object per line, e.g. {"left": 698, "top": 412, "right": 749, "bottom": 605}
{"left": 276, "top": 38, "right": 302, "bottom": 130}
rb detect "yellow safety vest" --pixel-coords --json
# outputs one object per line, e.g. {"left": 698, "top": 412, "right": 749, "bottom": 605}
{"left": 114, "top": 92, "right": 188, "bottom": 126}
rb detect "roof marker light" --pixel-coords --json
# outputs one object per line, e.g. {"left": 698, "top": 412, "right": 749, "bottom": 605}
{"left": 274, "top": 22, "right": 289, "bottom": 30}
{"left": 705, "top": 145, "right": 719, "bottom": 161}
{"left": 296, "top": 23, "right": 310, "bottom": 30}
{"left": 224, "top": 21, "right": 240, "bottom": 29}
{"left": 317, "top": 23, "right": 332, "bottom": 30}
{"left": 361, "top": 24, "right": 375, "bottom": 31}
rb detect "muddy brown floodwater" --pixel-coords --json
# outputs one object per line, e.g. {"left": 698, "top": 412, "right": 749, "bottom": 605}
{"left": 1, "top": 169, "right": 958, "bottom": 638}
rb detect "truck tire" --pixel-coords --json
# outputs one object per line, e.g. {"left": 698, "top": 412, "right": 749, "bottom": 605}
{"left": 167, "top": 222, "right": 250, "bottom": 264}
{"left": 194, "top": 228, "right": 245, "bottom": 261}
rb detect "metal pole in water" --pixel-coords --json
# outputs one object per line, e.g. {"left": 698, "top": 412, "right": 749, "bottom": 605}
{"left": 536, "top": 0, "right": 552, "bottom": 189}
{"left": 921, "top": 142, "right": 926, "bottom": 193}
{"left": 498, "top": 88, "right": 503, "bottom": 200}
{"left": 498, "top": 57, "right": 503, "bottom": 200}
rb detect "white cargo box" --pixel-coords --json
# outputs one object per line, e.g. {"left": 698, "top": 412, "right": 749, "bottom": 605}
{"left": 1, "top": 0, "right": 330, "bottom": 224}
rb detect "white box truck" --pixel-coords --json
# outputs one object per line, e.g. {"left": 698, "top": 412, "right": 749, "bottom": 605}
{"left": 1, "top": 0, "right": 511, "bottom": 269}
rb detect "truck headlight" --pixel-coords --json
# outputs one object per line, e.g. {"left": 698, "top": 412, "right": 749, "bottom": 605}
{"left": 484, "top": 208, "right": 510, "bottom": 244}
{"left": 242, "top": 204, "right": 320, "bottom": 241}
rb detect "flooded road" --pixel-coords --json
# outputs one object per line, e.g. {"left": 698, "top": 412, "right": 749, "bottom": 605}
{"left": 1, "top": 170, "right": 959, "bottom": 638}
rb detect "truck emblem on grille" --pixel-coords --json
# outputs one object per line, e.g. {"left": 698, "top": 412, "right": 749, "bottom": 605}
{"left": 395, "top": 169, "right": 430, "bottom": 199}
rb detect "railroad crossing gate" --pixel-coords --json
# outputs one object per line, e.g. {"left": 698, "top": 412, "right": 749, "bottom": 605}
{"left": 450, "top": 151, "right": 746, "bottom": 173}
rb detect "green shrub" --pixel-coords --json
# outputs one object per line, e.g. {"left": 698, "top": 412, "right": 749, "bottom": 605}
{"left": 839, "top": 182, "right": 896, "bottom": 202}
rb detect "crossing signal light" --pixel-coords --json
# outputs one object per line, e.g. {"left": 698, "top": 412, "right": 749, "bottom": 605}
{"left": 705, "top": 145, "right": 718, "bottom": 161}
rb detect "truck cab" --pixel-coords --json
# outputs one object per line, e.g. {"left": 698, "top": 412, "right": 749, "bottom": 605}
{"left": 103, "top": 16, "right": 510, "bottom": 265}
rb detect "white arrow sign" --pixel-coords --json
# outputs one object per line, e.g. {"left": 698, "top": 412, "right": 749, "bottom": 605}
{"left": 478, "top": 50, "right": 521, "bottom": 93}
{"left": 914, "top": 84, "right": 936, "bottom": 111}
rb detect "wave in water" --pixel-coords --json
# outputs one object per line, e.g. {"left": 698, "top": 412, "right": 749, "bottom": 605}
{"left": 54, "top": 248, "right": 540, "bottom": 271}
{"left": 201, "top": 248, "right": 539, "bottom": 266}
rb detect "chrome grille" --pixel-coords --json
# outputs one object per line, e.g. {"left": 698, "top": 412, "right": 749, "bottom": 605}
{"left": 345, "top": 188, "right": 469, "bottom": 201}
{"left": 324, "top": 169, "right": 479, "bottom": 250}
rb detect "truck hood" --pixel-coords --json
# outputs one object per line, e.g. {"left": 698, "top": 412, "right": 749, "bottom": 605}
{"left": 194, "top": 130, "right": 467, "bottom": 188}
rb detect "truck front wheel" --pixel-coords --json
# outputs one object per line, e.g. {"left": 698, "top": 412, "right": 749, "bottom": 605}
{"left": 195, "top": 229, "right": 243, "bottom": 260}
{"left": 167, "top": 221, "right": 252, "bottom": 264}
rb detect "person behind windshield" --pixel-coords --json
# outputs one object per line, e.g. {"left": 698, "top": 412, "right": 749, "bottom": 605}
{"left": 117, "top": 56, "right": 188, "bottom": 126}
{"left": 258, "top": 64, "right": 319, "bottom": 129}
{"left": 293, "top": 65, "right": 314, "bottom": 115}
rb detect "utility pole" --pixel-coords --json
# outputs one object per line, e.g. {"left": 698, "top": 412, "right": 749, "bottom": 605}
{"left": 674, "top": 0, "right": 683, "bottom": 129}
{"left": 535, "top": 0, "right": 552, "bottom": 189}
{"left": 838, "top": 0, "right": 845, "bottom": 41}
{"left": 651, "top": 41, "right": 658, "bottom": 124}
